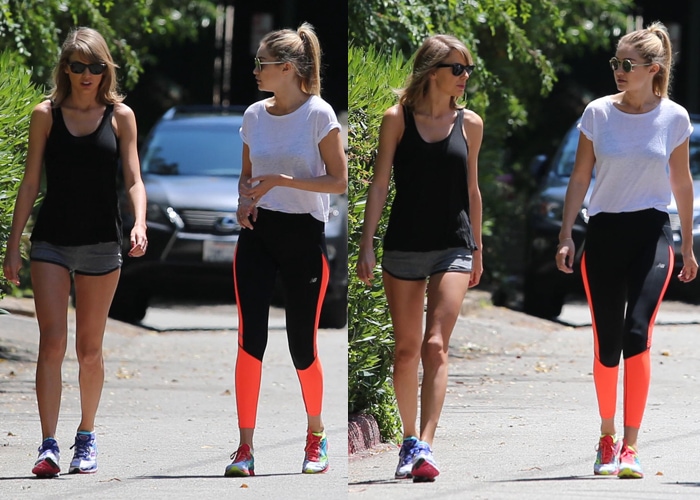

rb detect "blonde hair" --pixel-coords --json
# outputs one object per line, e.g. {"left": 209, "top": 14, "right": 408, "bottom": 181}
{"left": 49, "top": 27, "right": 123, "bottom": 106}
{"left": 261, "top": 22, "right": 322, "bottom": 96}
{"left": 399, "top": 35, "right": 473, "bottom": 111}
{"left": 618, "top": 21, "right": 673, "bottom": 98}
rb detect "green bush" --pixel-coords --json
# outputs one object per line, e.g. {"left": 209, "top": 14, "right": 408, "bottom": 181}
{"left": 0, "top": 51, "right": 45, "bottom": 297}
{"left": 348, "top": 45, "right": 412, "bottom": 443}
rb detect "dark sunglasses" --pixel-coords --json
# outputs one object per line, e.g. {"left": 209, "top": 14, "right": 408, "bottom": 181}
{"left": 254, "top": 57, "right": 284, "bottom": 72}
{"left": 436, "top": 63, "right": 475, "bottom": 76}
{"left": 609, "top": 57, "right": 652, "bottom": 73}
{"left": 68, "top": 61, "right": 107, "bottom": 75}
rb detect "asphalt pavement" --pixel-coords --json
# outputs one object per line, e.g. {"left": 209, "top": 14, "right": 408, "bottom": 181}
{"left": 349, "top": 292, "right": 700, "bottom": 499}
{"left": 0, "top": 297, "right": 347, "bottom": 499}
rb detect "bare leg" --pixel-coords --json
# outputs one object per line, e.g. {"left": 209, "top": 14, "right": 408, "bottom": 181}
{"left": 72, "top": 270, "right": 120, "bottom": 432}
{"left": 383, "top": 272, "right": 427, "bottom": 439}
{"left": 419, "top": 272, "right": 471, "bottom": 446}
{"left": 31, "top": 262, "right": 72, "bottom": 440}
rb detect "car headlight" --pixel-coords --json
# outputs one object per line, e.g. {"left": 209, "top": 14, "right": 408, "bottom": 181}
{"left": 146, "top": 204, "right": 184, "bottom": 230}
{"left": 537, "top": 199, "right": 563, "bottom": 221}
{"left": 325, "top": 197, "right": 346, "bottom": 238}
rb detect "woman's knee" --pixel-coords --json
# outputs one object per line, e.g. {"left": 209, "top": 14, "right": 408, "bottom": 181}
{"left": 421, "top": 335, "right": 448, "bottom": 366}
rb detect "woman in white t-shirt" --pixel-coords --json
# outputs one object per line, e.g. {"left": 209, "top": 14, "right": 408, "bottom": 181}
{"left": 224, "top": 22, "right": 347, "bottom": 477}
{"left": 556, "top": 22, "right": 697, "bottom": 479}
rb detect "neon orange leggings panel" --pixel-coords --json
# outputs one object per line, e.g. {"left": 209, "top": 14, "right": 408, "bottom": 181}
{"left": 581, "top": 208, "right": 673, "bottom": 428}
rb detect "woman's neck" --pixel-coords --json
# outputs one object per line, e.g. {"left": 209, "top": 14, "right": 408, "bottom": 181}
{"left": 269, "top": 86, "right": 310, "bottom": 115}
{"left": 617, "top": 89, "right": 661, "bottom": 113}
{"left": 413, "top": 92, "right": 453, "bottom": 119}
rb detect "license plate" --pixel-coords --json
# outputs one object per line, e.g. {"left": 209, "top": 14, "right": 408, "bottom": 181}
{"left": 203, "top": 240, "right": 237, "bottom": 262}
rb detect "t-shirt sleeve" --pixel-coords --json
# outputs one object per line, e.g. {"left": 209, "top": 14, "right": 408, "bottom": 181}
{"left": 240, "top": 105, "right": 255, "bottom": 144}
{"left": 577, "top": 104, "right": 595, "bottom": 141}
{"left": 671, "top": 109, "right": 693, "bottom": 150}
{"left": 314, "top": 103, "right": 341, "bottom": 144}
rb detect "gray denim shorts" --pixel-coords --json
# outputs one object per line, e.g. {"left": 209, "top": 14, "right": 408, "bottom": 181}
{"left": 381, "top": 247, "right": 473, "bottom": 281}
{"left": 30, "top": 241, "right": 122, "bottom": 276}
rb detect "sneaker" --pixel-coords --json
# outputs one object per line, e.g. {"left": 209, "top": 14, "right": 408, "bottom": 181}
{"left": 69, "top": 432, "right": 98, "bottom": 474}
{"left": 618, "top": 441, "right": 644, "bottom": 479}
{"left": 395, "top": 436, "right": 419, "bottom": 479}
{"left": 225, "top": 444, "right": 255, "bottom": 477}
{"left": 32, "top": 438, "right": 61, "bottom": 477}
{"left": 411, "top": 440, "right": 440, "bottom": 482}
{"left": 302, "top": 430, "right": 329, "bottom": 474}
{"left": 593, "top": 434, "right": 621, "bottom": 476}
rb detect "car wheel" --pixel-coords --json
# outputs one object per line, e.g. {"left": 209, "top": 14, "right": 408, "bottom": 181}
{"left": 522, "top": 272, "right": 565, "bottom": 319}
{"left": 109, "top": 283, "right": 149, "bottom": 324}
{"left": 319, "top": 297, "right": 347, "bottom": 329}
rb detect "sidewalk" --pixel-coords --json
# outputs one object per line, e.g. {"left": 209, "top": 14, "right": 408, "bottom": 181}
{"left": 348, "top": 293, "right": 700, "bottom": 499}
{"left": 0, "top": 297, "right": 347, "bottom": 499}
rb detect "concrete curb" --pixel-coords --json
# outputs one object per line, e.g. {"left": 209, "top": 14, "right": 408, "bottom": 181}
{"left": 348, "top": 413, "right": 382, "bottom": 455}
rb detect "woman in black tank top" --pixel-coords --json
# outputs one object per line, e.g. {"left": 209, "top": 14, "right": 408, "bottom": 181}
{"left": 358, "top": 35, "right": 484, "bottom": 482}
{"left": 2, "top": 28, "right": 147, "bottom": 477}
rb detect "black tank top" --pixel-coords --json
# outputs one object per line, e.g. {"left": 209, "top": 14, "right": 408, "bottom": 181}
{"left": 31, "top": 104, "right": 122, "bottom": 246}
{"left": 383, "top": 106, "right": 477, "bottom": 252}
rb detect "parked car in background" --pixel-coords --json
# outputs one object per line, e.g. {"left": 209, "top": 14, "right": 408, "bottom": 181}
{"left": 523, "top": 116, "right": 700, "bottom": 319}
{"left": 110, "top": 105, "right": 348, "bottom": 328}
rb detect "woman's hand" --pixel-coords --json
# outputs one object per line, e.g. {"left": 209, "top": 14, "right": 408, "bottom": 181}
{"left": 469, "top": 250, "right": 483, "bottom": 288}
{"left": 2, "top": 248, "right": 23, "bottom": 285}
{"left": 245, "top": 174, "right": 291, "bottom": 201}
{"left": 356, "top": 243, "right": 376, "bottom": 286}
{"left": 237, "top": 195, "right": 258, "bottom": 230}
{"left": 128, "top": 224, "right": 148, "bottom": 257}
{"left": 556, "top": 238, "right": 576, "bottom": 274}
{"left": 678, "top": 249, "right": 698, "bottom": 283}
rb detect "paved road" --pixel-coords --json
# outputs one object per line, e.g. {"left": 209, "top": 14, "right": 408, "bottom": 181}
{"left": 0, "top": 299, "right": 347, "bottom": 499}
{"left": 349, "top": 294, "right": 700, "bottom": 499}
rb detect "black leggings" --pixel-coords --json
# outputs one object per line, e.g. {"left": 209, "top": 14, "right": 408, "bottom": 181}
{"left": 233, "top": 208, "right": 329, "bottom": 370}
{"left": 581, "top": 208, "right": 674, "bottom": 367}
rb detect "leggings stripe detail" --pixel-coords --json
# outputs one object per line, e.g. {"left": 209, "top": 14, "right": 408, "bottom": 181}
{"left": 644, "top": 244, "right": 674, "bottom": 351}
{"left": 235, "top": 347, "right": 262, "bottom": 428}
{"left": 580, "top": 253, "right": 601, "bottom": 360}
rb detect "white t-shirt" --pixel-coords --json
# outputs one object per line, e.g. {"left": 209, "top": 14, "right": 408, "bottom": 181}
{"left": 239, "top": 94, "right": 341, "bottom": 222}
{"left": 578, "top": 96, "right": 693, "bottom": 216}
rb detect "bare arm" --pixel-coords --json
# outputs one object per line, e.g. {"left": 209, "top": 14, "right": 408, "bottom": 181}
{"left": 356, "top": 105, "right": 403, "bottom": 286}
{"left": 669, "top": 137, "right": 698, "bottom": 282}
{"left": 555, "top": 132, "right": 595, "bottom": 273}
{"left": 463, "top": 110, "right": 484, "bottom": 288}
{"left": 115, "top": 103, "right": 148, "bottom": 257}
{"left": 237, "top": 143, "right": 256, "bottom": 229}
{"left": 2, "top": 101, "right": 52, "bottom": 285}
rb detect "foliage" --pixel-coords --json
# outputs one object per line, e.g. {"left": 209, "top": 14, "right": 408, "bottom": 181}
{"left": 348, "top": 0, "right": 632, "bottom": 284}
{"left": 0, "top": 0, "right": 218, "bottom": 89}
{"left": 0, "top": 50, "right": 44, "bottom": 297}
{"left": 348, "top": 45, "right": 411, "bottom": 443}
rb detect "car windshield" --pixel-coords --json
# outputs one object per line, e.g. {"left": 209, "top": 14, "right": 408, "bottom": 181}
{"left": 141, "top": 127, "right": 243, "bottom": 176}
{"left": 554, "top": 121, "right": 700, "bottom": 180}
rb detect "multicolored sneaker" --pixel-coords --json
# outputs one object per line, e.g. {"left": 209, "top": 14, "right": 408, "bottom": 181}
{"left": 225, "top": 444, "right": 255, "bottom": 477}
{"left": 594, "top": 434, "right": 621, "bottom": 476}
{"left": 69, "top": 432, "right": 98, "bottom": 474}
{"left": 411, "top": 440, "right": 440, "bottom": 482}
{"left": 302, "top": 430, "right": 329, "bottom": 474}
{"left": 618, "top": 441, "right": 644, "bottom": 479}
{"left": 32, "top": 438, "right": 61, "bottom": 477}
{"left": 395, "top": 436, "right": 419, "bottom": 479}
